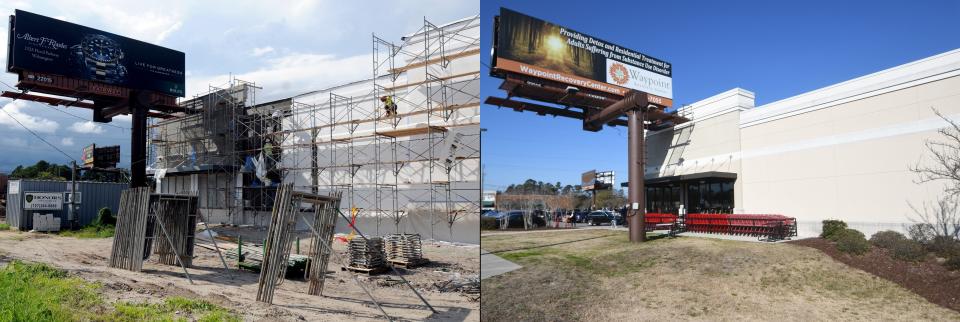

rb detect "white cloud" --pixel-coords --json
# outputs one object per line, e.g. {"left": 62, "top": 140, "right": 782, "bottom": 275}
{"left": 0, "top": 100, "right": 60, "bottom": 134}
{"left": 69, "top": 121, "right": 105, "bottom": 134}
{"left": 251, "top": 46, "right": 275, "bottom": 57}
{"left": 60, "top": 137, "right": 75, "bottom": 146}
{"left": 188, "top": 52, "right": 371, "bottom": 100}
{"left": 1, "top": 137, "right": 27, "bottom": 147}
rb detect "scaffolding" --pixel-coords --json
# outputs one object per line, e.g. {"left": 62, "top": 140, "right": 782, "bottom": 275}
{"left": 148, "top": 78, "right": 286, "bottom": 225}
{"left": 146, "top": 15, "right": 481, "bottom": 243}
{"left": 278, "top": 15, "right": 481, "bottom": 242}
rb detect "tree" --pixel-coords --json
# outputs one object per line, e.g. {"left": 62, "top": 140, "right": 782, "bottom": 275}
{"left": 911, "top": 107, "right": 960, "bottom": 240}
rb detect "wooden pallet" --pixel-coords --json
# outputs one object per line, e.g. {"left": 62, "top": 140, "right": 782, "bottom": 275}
{"left": 388, "top": 258, "right": 429, "bottom": 269}
{"left": 342, "top": 265, "right": 388, "bottom": 275}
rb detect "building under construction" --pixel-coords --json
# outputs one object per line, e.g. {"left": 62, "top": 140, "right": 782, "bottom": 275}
{"left": 149, "top": 16, "right": 480, "bottom": 243}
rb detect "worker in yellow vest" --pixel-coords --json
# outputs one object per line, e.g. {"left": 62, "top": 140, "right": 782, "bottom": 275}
{"left": 380, "top": 95, "right": 398, "bottom": 119}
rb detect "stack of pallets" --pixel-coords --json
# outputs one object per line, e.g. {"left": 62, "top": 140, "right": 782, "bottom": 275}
{"left": 348, "top": 237, "right": 386, "bottom": 272}
{"left": 384, "top": 233, "right": 427, "bottom": 267}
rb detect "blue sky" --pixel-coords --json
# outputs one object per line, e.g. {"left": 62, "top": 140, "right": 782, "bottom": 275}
{"left": 480, "top": 0, "right": 960, "bottom": 191}
{"left": 0, "top": 0, "right": 477, "bottom": 172}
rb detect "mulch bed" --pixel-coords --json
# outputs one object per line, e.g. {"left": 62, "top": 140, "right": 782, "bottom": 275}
{"left": 789, "top": 238, "right": 960, "bottom": 312}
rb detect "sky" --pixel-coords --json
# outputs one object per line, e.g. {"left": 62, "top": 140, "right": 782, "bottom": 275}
{"left": 0, "top": 0, "right": 477, "bottom": 172}
{"left": 480, "top": 0, "right": 960, "bottom": 192}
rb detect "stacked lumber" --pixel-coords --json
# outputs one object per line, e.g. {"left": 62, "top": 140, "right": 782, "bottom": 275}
{"left": 384, "top": 233, "right": 424, "bottom": 264}
{"left": 349, "top": 237, "right": 385, "bottom": 269}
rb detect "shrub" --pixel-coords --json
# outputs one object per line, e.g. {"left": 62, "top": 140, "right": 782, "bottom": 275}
{"left": 834, "top": 228, "right": 870, "bottom": 255}
{"left": 870, "top": 230, "right": 907, "bottom": 249}
{"left": 926, "top": 236, "right": 960, "bottom": 258}
{"left": 821, "top": 220, "right": 848, "bottom": 240}
{"left": 481, "top": 216, "right": 498, "bottom": 230}
{"left": 0, "top": 223, "right": 10, "bottom": 230}
{"left": 890, "top": 239, "right": 927, "bottom": 262}
{"left": 91, "top": 208, "right": 115, "bottom": 227}
{"left": 945, "top": 255, "right": 960, "bottom": 271}
{"left": 907, "top": 223, "right": 935, "bottom": 244}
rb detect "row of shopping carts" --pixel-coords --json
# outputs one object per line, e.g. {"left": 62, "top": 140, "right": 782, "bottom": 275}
{"left": 643, "top": 213, "right": 797, "bottom": 241}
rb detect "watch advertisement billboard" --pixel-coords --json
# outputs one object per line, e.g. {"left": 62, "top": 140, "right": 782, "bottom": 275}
{"left": 6, "top": 10, "right": 185, "bottom": 97}
{"left": 494, "top": 8, "right": 672, "bottom": 102}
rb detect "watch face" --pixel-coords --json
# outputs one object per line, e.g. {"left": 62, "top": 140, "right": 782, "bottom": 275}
{"left": 82, "top": 35, "right": 123, "bottom": 62}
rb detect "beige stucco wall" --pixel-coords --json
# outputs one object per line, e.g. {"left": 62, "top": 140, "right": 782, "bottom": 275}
{"left": 645, "top": 89, "right": 751, "bottom": 211}
{"left": 644, "top": 48, "right": 960, "bottom": 237}
{"left": 740, "top": 75, "right": 960, "bottom": 232}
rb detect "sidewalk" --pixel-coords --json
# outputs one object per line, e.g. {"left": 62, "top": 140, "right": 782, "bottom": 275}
{"left": 480, "top": 249, "right": 522, "bottom": 280}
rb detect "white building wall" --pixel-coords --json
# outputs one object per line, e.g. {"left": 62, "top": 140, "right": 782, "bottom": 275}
{"left": 646, "top": 48, "right": 960, "bottom": 238}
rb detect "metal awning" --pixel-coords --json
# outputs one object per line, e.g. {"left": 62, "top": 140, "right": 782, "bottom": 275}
{"left": 621, "top": 171, "right": 738, "bottom": 187}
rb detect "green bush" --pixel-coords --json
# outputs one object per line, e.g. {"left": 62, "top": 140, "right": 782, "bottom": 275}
{"left": 890, "top": 238, "right": 927, "bottom": 262}
{"left": 834, "top": 228, "right": 870, "bottom": 255}
{"left": 0, "top": 223, "right": 10, "bottom": 230}
{"left": 91, "top": 207, "right": 115, "bottom": 227}
{"left": 481, "top": 216, "right": 498, "bottom": 230}
{"left": 870, "top": 230, "right": 907, "bottom": 249}
{"left": 821, "top": 220, "right": 848, "bottom": 240}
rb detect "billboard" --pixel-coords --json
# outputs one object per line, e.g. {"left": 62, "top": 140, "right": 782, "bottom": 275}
{"left": 494, "top": 8, "right": 672, "bottom": 101}
{"left": 81, "top": 144, "right": 95, "bottom": 167}
{"left": 582, "top": 170, "right": 596, "bottom": 191}
{"left": 81, "top": 144, "right": 120, "bottom": 168}
{"left": 7, "top": 10, "right": 185, "bottom": 97}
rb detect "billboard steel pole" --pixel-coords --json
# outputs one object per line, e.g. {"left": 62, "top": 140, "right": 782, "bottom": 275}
{"left": 627, "top": 108, "right": 646, "bottom": 242}
{"left": 130, "top": 91, "right": 148, "bottom": 188}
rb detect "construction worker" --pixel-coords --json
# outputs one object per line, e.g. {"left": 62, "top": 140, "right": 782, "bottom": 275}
{"left": 380, "top": 95, "right": 398, "bottom": 119}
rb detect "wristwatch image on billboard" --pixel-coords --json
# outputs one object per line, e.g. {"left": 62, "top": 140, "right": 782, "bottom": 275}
{"left": 71, "top": 34, "right": 127, "bottom": 83}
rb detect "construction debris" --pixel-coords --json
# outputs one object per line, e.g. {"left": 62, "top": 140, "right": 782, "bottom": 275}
{"left": 384, "top": 233, "right": 427, "bottom": 267}
{"left": 434, "top": 274, "right": 480, "bottom": 302}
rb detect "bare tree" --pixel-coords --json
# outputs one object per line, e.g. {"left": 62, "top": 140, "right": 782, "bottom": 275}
{"left": 908, "top": 196, "right": 960, "bottom": 240}
{"left": 911, "top": 107, "right": 960, "bottom": 239}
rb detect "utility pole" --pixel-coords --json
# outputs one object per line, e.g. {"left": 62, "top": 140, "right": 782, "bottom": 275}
{"left": 70, "top": 160, "right": 78, "bottom": 229}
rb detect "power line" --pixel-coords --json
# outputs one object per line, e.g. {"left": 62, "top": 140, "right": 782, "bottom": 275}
{"left": 0, "top": 98, "right": 76, "bottom": 162}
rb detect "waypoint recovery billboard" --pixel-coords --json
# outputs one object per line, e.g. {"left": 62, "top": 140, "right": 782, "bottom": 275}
{"left": 6, "top": 10, "right": 185, "bottom": 97}
{"left": 494, "top": 8, "right": 672, "bottom": 102}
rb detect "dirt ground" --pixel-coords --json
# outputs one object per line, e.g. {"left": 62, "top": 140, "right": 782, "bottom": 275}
{"left": 481, "top": 229, "right": 960, "bottom": 322}
{"left": 790, "top": 237, "right": 960, "bottom": 312}
{"left": 0, "top": 228, "right": 479, "bottom": 321}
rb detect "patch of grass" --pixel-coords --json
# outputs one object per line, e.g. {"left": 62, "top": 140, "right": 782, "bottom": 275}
{"left": 561, "top": 254, "right": 592, "bottom": 270}
{"left": 59, "top": 225, "right": 115, "bottom": 238}
{"left": 0, "top": 260, "right": 239, "bottom": 321}
{"left": 0, "top": 223, "right": 10, "bottom": 230}
{"left": 499, "top": 249, "right": 548, "bottom": 262}
{"left": 0, "top": 261, "right": 103, "bottom": 321}
{"left": 111, "top": 297, "right": 240, "bottom": 322}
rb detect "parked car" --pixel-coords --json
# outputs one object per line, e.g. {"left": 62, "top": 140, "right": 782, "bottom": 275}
{"left": 481, "top": 209, "right": 500, "bottom": 218}
{"left": 496, "top": 210, "right": 547, "bottom": 228}
{"left": 585, "top": 210, "right": 624, "bottom": 226}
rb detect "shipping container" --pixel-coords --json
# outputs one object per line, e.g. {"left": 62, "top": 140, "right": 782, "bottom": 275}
{"left": 5, "top": 179, "right": 126, "bottom": 231}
